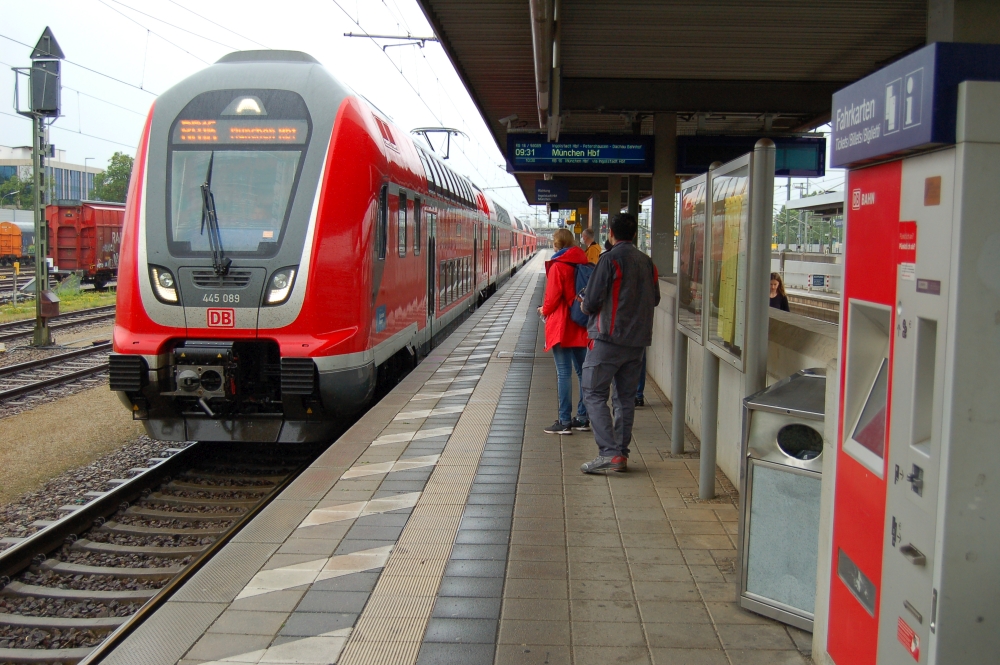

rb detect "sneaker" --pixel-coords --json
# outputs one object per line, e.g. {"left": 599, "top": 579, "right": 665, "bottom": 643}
{"left": 580, "top": 455, "right": 627, "bottom": 474}
{"left": 635, "top": 396, "right": 645, "bottom": 407}
{"left": 543, "top": 421, "right": 572, "bottom": 435}
{"left": 571, "top": 418, "right": 591, "bottom": 431}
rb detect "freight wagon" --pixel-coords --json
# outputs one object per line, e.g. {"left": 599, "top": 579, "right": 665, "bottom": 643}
{"left": 46, "top": 199, "right": 125, "bottom": 288}
{"left": 0, "top": 221, "right": 20, "bottom": 265}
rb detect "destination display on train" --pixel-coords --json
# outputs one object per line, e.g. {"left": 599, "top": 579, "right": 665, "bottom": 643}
{"left": 506, "top": 134, "right": 655, "bottom": 174}
{"left": 172, "top": 119, "right": 309, "bottom": 145}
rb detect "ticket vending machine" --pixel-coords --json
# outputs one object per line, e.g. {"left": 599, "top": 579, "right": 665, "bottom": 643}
{"left": 826, "top": 43, "right": 1000, "bottom": 665}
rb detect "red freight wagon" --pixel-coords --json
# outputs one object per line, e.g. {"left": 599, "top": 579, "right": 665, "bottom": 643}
{"left": 46, "top": 199, "right": 125, "bottom": 288}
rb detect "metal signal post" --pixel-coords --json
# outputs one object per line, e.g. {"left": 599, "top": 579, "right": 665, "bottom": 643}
{"left": 13, "top": 27, "right": 64, "bottom": 346}
{"left": 30, "top": 115, "right": 52, "bottom": 346}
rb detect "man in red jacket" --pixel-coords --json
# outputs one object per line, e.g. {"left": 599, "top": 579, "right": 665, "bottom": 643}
{"left": 538, "top": 228, "right": 591, "bottom": 434}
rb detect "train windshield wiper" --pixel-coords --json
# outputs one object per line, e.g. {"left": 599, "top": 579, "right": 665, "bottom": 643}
{"left": 200, "top": 152, "right": 231, "bottom": 276}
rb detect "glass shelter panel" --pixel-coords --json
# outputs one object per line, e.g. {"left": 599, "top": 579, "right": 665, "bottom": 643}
{"left": 677, "top": 175, "right": 707, "bottom": 341}
{"left": 708, "top": 164, "right": 750, "bottom": 367}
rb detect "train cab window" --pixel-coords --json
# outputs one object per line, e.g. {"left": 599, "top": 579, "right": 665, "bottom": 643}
{"left": 413, "top": 198, "right": 421, "bottom": 256}
{"left": 377, "top": 185, "right": 388, "bottom": 260}
{"left": 167, "top": 89, "right": 311, "bottom": 258}
{"left": 398, "top": 192, "right": 407, "bottom": 258}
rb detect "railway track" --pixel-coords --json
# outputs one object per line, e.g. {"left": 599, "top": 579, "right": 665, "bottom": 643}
{"left": 0, "top": 307, "right": 117, "bottom": 345}
{"left": 0, "top": 442, "right": 320, "bottom": 664}
{"left": 0, "top": 343, "right": 113, "bottom": 403}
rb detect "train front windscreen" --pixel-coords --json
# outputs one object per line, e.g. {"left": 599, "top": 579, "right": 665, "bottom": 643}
{"left": 166, "top": 90, "right": 312, "bottom": 259}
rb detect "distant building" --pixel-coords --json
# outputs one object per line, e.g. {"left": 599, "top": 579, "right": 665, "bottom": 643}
{"left": 0, "top": 145, "right": 103, "bottom": 202}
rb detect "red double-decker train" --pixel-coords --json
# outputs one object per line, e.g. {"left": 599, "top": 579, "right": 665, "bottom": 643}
{"left": 110, "top": 50, "right": 536, "bottom": 443}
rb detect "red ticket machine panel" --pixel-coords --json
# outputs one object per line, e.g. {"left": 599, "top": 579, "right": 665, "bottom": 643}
{"left": 827, "top": 160, "right": 901, "bottom": 664}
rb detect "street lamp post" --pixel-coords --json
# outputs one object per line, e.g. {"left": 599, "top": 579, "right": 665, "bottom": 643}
{"left": 1, "top": 190, "right": 20, "bottom": 208}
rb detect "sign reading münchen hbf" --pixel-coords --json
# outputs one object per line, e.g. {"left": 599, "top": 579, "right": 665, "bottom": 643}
{"left": 507, "top": 134, "right": 655, "bottom": 174}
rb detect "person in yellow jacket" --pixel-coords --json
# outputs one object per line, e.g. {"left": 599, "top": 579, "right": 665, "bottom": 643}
{"left": 581, "top": 228, "right": 600, "bottom": 264}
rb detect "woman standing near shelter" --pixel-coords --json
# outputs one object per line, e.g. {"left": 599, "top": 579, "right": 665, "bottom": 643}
{"left": 770, "top": 272, "right": 790, "bottom": 311}
{"left": 538, "top": 228, "right": 591, "bottom": 435}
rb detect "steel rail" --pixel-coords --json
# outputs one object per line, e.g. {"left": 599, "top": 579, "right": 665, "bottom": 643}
{"left": 76, "top": 453, "right": 316, "bottom": 665}
{"left": 0, "top": 445, "right": 201, "bottom": 583}
{"left": 0, "top": 359, "right": 111, "bottom": 402}
{"left": 0, "top": 305, "right": 117, "bottom": 334}
{"left": 0, "top": 342, "right": 112, "bottom": 378}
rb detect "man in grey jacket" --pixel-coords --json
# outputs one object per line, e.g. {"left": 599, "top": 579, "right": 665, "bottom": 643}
{"left": 579, "top": 212, "right": 660, "bottom": 473}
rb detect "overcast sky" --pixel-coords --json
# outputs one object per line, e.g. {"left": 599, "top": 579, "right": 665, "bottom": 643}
{"left": 1, "top": 0, "right": 843, "bottom": 221}
{"left": 0, "top": 0, "right": 532, "bottom": 215}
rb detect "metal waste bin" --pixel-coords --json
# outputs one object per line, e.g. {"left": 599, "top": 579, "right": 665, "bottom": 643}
{"left": 737, "top": 368, "right": 826, "bottom": 632}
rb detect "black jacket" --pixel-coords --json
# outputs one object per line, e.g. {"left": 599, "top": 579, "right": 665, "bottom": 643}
{"left": 581, "top": 241, "right": 660, "bottom": 347}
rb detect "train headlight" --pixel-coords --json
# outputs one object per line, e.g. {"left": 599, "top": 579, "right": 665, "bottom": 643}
{"left": 150, "top": 266, "right": 178, "bottom": 304}
{"left": 265, "top": 267, "right": 297, "bottom": 305}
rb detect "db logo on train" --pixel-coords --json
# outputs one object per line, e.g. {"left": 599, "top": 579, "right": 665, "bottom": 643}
{"left": 207, "top": 308, "right": 235, "bottom": 328}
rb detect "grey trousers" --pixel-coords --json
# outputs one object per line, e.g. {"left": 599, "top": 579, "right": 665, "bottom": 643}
{"left": 581, "top": 339, "right": 646, "bottom": 458}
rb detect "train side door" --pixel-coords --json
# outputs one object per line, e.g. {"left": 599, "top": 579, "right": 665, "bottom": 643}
{"left": 426, "top": 211, "right": 437, "bottom": 332}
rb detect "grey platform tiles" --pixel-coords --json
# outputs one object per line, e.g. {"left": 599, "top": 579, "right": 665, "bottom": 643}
{"left": 102, "top": 262, "right": 541, "bottom": 665}
{"left": 414, "top": 282, "right": 540, "bottom": 665}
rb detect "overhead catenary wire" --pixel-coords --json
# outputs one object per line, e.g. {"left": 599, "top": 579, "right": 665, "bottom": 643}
{"left": 328, "top": 0, "right": 522, "bottom": 211}
{"left": 96, "top": 0, "right": 211, "bottom": 65}
{"left": 108, "top": 0, "right": 243, "bottom": 52}
{"left": 0, "top": 110, "right": 136, "bottom": 149}
{"left": 166, "top": 0, "right": 272, "bottom": 50}
{"left": 0, "top": 32, "right": 158, "bottom": 96}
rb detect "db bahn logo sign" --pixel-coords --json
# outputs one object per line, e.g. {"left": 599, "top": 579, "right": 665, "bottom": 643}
{"left": 207, "top": 308, "right": 235, "bottom": 328}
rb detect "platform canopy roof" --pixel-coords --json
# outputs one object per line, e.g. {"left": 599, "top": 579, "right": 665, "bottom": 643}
{"left": 416, "top": 0, "right": 928, "bottom": 206}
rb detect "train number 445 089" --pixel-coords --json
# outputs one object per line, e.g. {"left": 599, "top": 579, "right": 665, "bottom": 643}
{"left": 202, "top": 293, "right": 240, "bottom": 303}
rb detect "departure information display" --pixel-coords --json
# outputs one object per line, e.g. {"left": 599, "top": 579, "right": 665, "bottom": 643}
{"left": 506, "top": 134, "right": 654, "bottom": 174}
{"left": 173, "top": 119, "right": 309, "bottom": 145}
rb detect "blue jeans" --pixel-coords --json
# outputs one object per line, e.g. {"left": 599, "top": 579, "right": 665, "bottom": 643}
{"left": 552, "top": 344, "right": 588, "bottom": 425}
{"left": 636, "top": 350, "right": 647, "bottom": 399}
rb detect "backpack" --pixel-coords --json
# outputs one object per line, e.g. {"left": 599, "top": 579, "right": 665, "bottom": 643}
{"left": 569, "top": 262, "right": 596, "bottom": 328}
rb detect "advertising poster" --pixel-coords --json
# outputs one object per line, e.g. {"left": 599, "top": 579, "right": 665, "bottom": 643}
{"left": 707, "top": 165, "right": 749, "bottom": 366}
{"left": 677, "top": 177, "right": 706, "bottom": 339}
{"left": 717, "top": 194, "right": 744, "bottom": 344}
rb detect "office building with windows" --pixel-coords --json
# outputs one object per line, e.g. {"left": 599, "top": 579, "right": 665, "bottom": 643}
{"left": 0, "top": 145, "right": 102, "bottom": 202}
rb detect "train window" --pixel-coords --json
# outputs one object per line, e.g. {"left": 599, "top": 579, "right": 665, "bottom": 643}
{"left": 431, "top": 160, "right": 447, "bottom": 198}
{"left": 398, "top": 192, "right": 407, "bottom": 258}
{"left": 445, "top": 168, "right": 458, "bottom": 201}
{"left": 449, "top": 260, "right": 456, "bottom": 304}
{"left": 438, "top": 261, "right": 448, "bottom": 308}
{"left": 413, "top": 199, "right": 421, "bottom": 256}
{"left": 377, "top": 185, "right": 388, "bottom": 260}
{"left": 457, "top": 222, "right": 462, "bottom": 237}
{"left": 427, "top": 156, "right": 442, "bottom": 194}
{"left": 418, "top": 152, "right": 432, "bottom": 191}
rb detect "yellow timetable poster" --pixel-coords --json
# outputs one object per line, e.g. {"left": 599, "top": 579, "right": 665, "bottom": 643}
{"left": 717, "top": 194, "right": 744, "bottom": 344}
